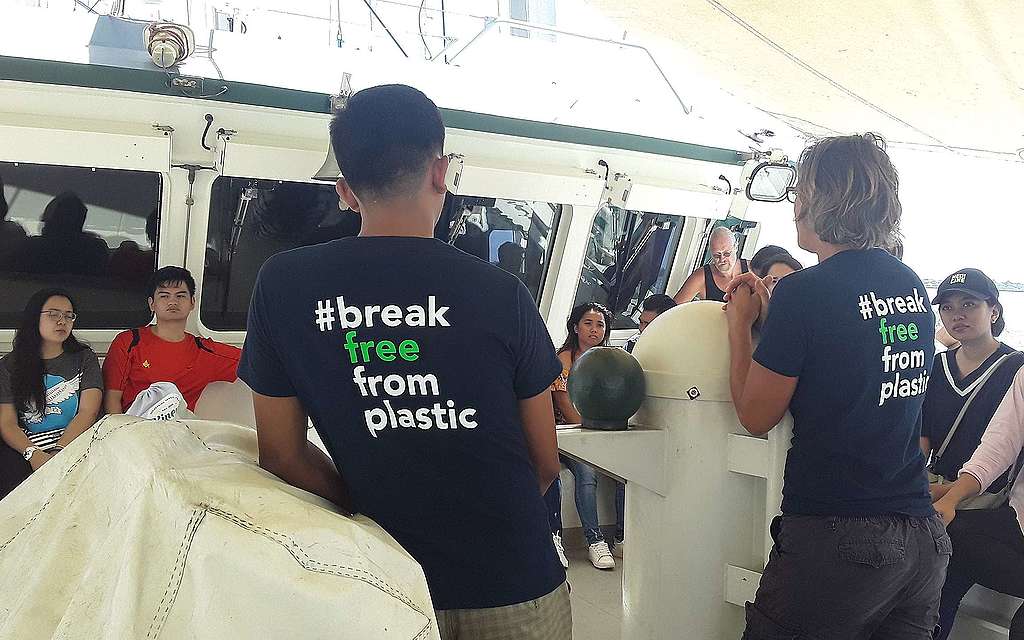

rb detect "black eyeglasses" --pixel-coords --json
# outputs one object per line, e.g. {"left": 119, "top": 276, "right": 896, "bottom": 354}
{"left": 41, "top": 310, "right": 77, "bottom": 322}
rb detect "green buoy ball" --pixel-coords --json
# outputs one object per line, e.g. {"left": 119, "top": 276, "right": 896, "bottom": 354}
{"left": 567, "top": 346, "right": 646, "bottom": 431}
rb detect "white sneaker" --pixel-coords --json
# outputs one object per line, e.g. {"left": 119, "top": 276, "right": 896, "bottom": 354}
{"left": 612, "top": 539, "right": 624, "bottom": 559}
{"left": 552, "top": 534, "right": 569, "bottom": 569}
{"left": 588, "top": 541, "right": 615, "bottom": 570}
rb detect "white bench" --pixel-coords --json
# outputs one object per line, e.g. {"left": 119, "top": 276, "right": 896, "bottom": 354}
{"left": 952, "top": 587, "right": 1017, "bottom": 638}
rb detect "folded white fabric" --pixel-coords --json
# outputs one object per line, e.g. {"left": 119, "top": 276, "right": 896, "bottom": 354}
{"left": 0, "top": 416, "right": 439, "bottom": 639}
{"left": 125, "top": 381, "right": 193, "bottom": 420}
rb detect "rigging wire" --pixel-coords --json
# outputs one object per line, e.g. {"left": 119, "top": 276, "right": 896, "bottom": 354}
{"left": 418, "top": 0, "right": 432, "bottom": 59}
{"left": 762, "top": 109, "right": 1022, "bottom": 163}
{"left": 360, "top": 0, "right": 409, "bottom": 57}
{"left": 73, "top": 0, "right": 102, "bottom": 14}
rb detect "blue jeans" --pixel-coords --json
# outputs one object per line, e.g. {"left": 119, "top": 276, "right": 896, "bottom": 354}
{"left": 615, "top": 479, "right": 625, "bottom": 543}
{"left": 561, "top": 455, "right": 602, "bottom": 544}
{"left": 560, "top": 455, "right": 626, "bottom": 545}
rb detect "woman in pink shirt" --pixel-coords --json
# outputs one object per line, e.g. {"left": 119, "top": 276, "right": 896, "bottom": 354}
{"left": 934, "top": 363, "right": 1024, "bottom": 638}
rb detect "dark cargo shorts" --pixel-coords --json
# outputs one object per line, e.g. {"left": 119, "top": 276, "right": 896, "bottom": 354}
{"left": 742, "top": 513, "right": 951, "bottom": 640}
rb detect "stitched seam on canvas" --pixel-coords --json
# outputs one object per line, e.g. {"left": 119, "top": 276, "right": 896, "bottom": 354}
{"left": 205, "top": 506, "right": 431, "bottom": 638}
{"left": 146, "top": 507, "right": 206, "bottom": 639}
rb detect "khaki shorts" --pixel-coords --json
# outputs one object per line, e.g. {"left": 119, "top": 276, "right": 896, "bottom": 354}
{"left": 436, "top": 582, "right": 572, "bottom": 640}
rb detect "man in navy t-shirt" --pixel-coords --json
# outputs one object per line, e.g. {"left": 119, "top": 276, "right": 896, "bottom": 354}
{"left": 238, "top": 85, "right": 570, "bottom": 639}
{"left": 725, "top": 133, "right": 950, "bottom": 639}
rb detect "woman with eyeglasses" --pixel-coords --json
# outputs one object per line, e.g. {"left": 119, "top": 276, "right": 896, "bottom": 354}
{"left": 0, "top": 289, "right": 102, "bottom": 500}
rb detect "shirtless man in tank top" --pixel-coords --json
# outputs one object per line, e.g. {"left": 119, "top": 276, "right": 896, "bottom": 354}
{"left": 672, "top": 226, "right": 748, "bottom": 303}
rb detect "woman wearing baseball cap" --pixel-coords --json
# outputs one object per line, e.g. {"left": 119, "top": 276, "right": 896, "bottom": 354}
{"left": 923, "top": 268, "right": 1024, "bottom": 639}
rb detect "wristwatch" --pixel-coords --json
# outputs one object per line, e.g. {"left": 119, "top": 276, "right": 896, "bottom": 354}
{"left": 22, "top": 446, "right": 40, "bottom": 461}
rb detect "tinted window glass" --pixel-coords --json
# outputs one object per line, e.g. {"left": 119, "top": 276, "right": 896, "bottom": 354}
{"left": 201, "top": 177, "right": 359, "bottom": 331}
{"left": 438, "top": 196, "right": 561, "bottom": 302}
{"left": 0, "top": 161, "right": 161, "bottom": 328}
{"left": 573, "top": 206, "right": 684, "bottom": 330}
{"left": 202, "top": 184, "right": 562, "bottom": 331}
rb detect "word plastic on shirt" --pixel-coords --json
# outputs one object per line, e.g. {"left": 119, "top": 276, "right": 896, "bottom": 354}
{"left": 310, "top": 295, "right": 478, "bottom": 439}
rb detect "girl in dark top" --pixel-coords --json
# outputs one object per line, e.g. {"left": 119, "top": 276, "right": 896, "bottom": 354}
{"left": 548, "top": 302, "right": 624, "bottom": 570}
{"left": 0, "top": 289, "right": 102, "bottom": 500}
{"left": 749, "top": 245, "right": 803, "bottom": 293}
{"left": 922, "top": 269, "right": 1024, "bottom": 640}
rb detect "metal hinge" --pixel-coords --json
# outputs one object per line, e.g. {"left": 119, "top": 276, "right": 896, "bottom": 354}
{"left": 601, "top": 171, "right": 632, "bottom": 208}
{"left": 330, "top": 72, "right": 354, "bottom": 113}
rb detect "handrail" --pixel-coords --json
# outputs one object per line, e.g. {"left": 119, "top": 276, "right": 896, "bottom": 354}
{"left": 444, "top": 18, "right": 693, "bottom": 116}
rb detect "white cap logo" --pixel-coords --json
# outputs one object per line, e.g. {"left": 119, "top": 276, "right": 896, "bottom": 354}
{"left": 950, "top": 273, "right": 967, "bottom": 285}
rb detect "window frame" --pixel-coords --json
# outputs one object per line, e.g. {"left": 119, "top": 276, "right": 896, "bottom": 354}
{"left": 0, "top": 122, "right": 171, "bottom": 351}
{"left": 192, "top": 173, "right": 572, "bottom": 342}
{"left": 441, "top": 194, "right": 564, "bottom": 305}
{"left": 196, "top": 174, "right": 359, "bottom": 334}
{"left": 190, "top": 136, "right": 329, "bottom": 343}
{"left": 570, "top": 206, "right": 688, "bottom": 334}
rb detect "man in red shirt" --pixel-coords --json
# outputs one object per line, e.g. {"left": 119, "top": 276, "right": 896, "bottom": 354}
{"left": 103, "top": 266, "right": 240, "bottom": 414}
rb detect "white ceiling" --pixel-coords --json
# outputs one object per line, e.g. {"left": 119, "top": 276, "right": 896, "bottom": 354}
{"left": 586, "top": 0, "right": 1024, "bottom": 161}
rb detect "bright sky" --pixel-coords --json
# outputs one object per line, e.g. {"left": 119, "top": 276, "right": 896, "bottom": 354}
{"left": 753, "top": 142, "right": 1024, "bottom": 284}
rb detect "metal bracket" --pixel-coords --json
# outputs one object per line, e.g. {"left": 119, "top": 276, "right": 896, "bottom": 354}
{"left": 151, "top": 124, "right": 174, "bottom": 134}
{"left": 751, "top": 147, "right": 789, "bottom": 164}
{"left": 738, "top": 128, "right": 775, "bottom": 145}
{"left": 601, "top": 171, "right": 632, "bottom": 209}
{"left": 444, "top": 153, "right": 465, "bottom": 194}
{"left": 167, "top": 74, "right": 228, "bottom": 99}
{"left": 213, "top": 128, "right": 236, "bottom": 174}
{"left": 329, "top": 72, "right": 354, "bottom": 113}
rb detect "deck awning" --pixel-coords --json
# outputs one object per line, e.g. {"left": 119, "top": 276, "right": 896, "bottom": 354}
{"left": 586, "top": 0, "right": 1024, "bottom": 161}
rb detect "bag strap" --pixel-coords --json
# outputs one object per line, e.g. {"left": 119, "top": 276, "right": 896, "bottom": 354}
{"left": 995, "top": 447, "right": 1024, "bottom": 503}
{"left": 127, "top": 327, "right": 141, "bottom": 354}
{"left": 933, "top": 352, "right": 1016, "bottom": 463}
{"left": 193, "top": 335, "right": 216, "bottom": 354}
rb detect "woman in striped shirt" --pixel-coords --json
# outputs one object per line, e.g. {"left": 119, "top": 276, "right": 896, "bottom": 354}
{"left": 0, "top": 289, "right": 102, "bottom": 500}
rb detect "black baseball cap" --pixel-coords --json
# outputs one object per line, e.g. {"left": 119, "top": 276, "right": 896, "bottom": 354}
{"left": 932, "top": 268, "right": 999, "bottom": 306}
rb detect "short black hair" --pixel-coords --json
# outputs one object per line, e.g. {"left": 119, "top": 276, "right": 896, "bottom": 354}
{"left": 641, "top": 294, "right": 677, "bottom": 315}
{"left": 329, "top": 84, "right": 445, "bottom": 199}
{"left": 148, "top": 266, "right": 195, "bottom": 299}
{"left": 994, "top": 301, "right": 1006, "bottom": 337}
{"left": 750, "top": 245, "right": 787, "bottom": 276}
{"left": 750, "top": 245, "right": 803, "bottom": 277}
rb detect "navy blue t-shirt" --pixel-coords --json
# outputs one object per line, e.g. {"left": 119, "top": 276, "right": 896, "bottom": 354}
{"left": 238, "top": 236, "right": 565, "bottom": 610}
{"left": 754, "top": 248, "right": 935, "bottom": 516}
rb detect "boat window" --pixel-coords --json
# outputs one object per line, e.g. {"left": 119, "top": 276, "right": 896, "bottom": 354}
{"left": 201, "top": 177, "right": 360, "bottom": 331}
{"left": 572, "top": 206, "right": 685, "bottom": 330}
{"left": 438, "top": 196, "right": 561, "bottom": 303}
{"left": 202, "top": 183, "right": 561, "bottom": 332}
{"left": 0, "top": 161, "right": 161, "bottom": 329}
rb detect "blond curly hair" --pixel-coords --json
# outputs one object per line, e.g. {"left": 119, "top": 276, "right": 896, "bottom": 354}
{"left": 796, "top": 133, "right": 901, "bottom": 252}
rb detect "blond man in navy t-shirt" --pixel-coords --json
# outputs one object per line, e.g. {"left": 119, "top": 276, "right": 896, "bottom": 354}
{"left": 725, "top": 134, "right": 948, "bottom": 639}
